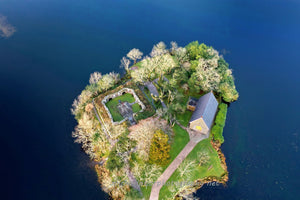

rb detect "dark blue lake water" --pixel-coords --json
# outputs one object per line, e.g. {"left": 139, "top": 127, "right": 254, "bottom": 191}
{"left": 0, "top": 0, "right": 299, "bottom": 199}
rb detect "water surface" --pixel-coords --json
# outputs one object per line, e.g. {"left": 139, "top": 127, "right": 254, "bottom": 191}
{"left": 0, "top": 0, "right": 299, "bottom": 199}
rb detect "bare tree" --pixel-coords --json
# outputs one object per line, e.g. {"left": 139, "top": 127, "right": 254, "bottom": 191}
{"left": 71, "top": 90, "right": 93, "bottom": 116}
{"left": 150, "top": 41, "right": 167, "bottom": 57}
{"left": 177, "top": 159, "right": 197, "bottom": 178}
{"left": 130, "top": 67, "right": 148, "bottom": 83}
{"left": 98, "top": 72, "right": 120, "bottom": 91}
{"left": 198, "top": 151, "right": 210, "bottom": 166}
{"left": 174, "top": 47, "right": 188, "bottom": 64}
{"left": 120, "top": 57, "right": 131, "bottom": 73}
{"left": 128, "top": 117, "right": 169, "bottom": 161}
{"left": 170, "top": 41, "right": 178, "bottom": 54}
{"left": 89, "top": 71, "right": 102, "bottom": 84}
{"left": 127, "top": 48, "right": 143, "bottom": 64}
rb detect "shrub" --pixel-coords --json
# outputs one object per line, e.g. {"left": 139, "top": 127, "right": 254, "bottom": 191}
{"left": 149, "top": 130, "right": 170, "bottom": 165}
{"left": 186, "top": 41, "right": 209, "bottom": 60}
{"left": 134, "top": 109, "right": 155, "bottom": 121}
{"left": 211, "top": 103, "right": 227, "bottom": 144}
{"left": 106, "top": 149, "right": 124, "bottom": 171}
{"left": 211, "top": 125, "right": 224, "bottom": 144}
{"left": 125, "top": 188, "right": 143, "bottom": 200}
{"left": 106, "top": 133, "right": 136, "bottom": 171}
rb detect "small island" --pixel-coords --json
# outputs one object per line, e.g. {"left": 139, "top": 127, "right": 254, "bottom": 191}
{"left": 71, "top": 41, "right": 239, "bottom": 200}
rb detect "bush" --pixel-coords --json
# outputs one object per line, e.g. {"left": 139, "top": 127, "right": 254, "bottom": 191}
{"left": 211, "top": 103, "right": 227, "bottom": 144}
{"left": 211, "top": 125, "right": 224, "bottom": 144}
{"left": 106, "top": 133, "right": 136, "bottom": 171}
{"left": 134, "top": 109, "right": 155, "bottom": 121}
{"left": 125, "top": 188, "right": 143, "bottom": 200}
{"left": 186, "top": 41, "right": 209, "bottom": 60}
{"left": 149, "top": 130, "right": 170, "bottom": 165}
{"left": 106, "top": 149, "right": 124, "bottom": 171}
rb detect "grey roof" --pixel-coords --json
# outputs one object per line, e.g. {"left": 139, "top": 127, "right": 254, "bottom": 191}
{"left": 189, "top": 92, "right": 218, "bottom": 128}
{"left": 145, "top": 81, "right": 159, "bottom": 97}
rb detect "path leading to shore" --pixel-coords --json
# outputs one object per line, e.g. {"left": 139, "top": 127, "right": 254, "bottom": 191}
{"left": 149, "top": 123, "right": 209, "bottom": 200}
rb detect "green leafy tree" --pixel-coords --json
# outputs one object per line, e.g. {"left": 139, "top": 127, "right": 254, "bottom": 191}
{"left": 186, "top": 41, "right": 209, "bottom": 60}
{"left": 106, "top": 149, "right": 124, "bottom": 171}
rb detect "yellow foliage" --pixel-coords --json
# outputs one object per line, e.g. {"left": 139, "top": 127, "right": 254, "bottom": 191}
{"left": 149, "top": 129, "right": 170, "bottom": 165}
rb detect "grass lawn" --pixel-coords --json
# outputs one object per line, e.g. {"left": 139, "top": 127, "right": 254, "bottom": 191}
{"left": 105, "top": 93, "right": 136, "bottom": 121}
{"left": 130, "top": 61, "right": 143, "bottom": 69}
{"left": 159, "top": 138, "right": 225, "bottom": 200}
{"left": 132, "top": 103, "right": 141, "bottom": 113}
{"left": 176, "top": 110, "right": 193, "bottom": 127}
{"left": 164, "top": 124, "right": 190, "bottom": 170}
{"left": 140, "top": 185, "right": 152, "bottom": 200}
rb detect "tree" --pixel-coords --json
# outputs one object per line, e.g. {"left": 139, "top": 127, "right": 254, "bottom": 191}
{"left": 155, "top": 54, "right": 177, "bottom": 80}
{"left": 150, "top": 41, "right": 167, "bottom": 57}
{"left": 128, "top": 118, "right": 169, "bottom": 161}
{"left": 219, "top": 79, "right": 239, "bottom": 103}
{"left": 130, "top": 67, "right": 147, "bottom": 83}
{"left": 178, "top": 159, "right": 197, "bottom": 178}
{"left": 120, "top": 57, "right": 131, "bottom": 73}
{"left": 106, "top": 149, "right": 124, "bottom": 171}
{"left": 170, "top": 41, "right": 178, "bottom": 55}
{"left": 193, "top": 57, "right": 221, "bottom": 92}
{"left": 174, "top": 47, "right": 189, "bottom": 64}
{"left": 71, "top": 89, "right": 93, "bottom": 117}
{"left": 140, "top": 54, "right": 177, "bottom": 81}
{"left": 149, "top": 129, "right": 170, "bottom": 165}
{"left": 101, "top": 168, "right": 130, "bottom": 199}
{"left": 89, "top": 71, "right": 102, "bottom": 84}
{"left": 172, "top": 68, "right": 188, "bottom": 84}
{"left": 186, "top": 41, "right": 209, "bottom": 60}
{"left": 127, "top": 48, "right": 143, "bottom": 64}
{"left": 97, "top": 72, "right": 120, "bottom": 92}
{"left": 186, "top": 41, "right": 201, "bottom": 60}
{"left": 198, "top": 151, "right": 210, "bottom": 166}
{"left": 181, "top": 83, "right": 189, "bottom": 94}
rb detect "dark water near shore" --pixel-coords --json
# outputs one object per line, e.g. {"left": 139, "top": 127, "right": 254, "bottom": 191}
{"left": 0, "top": 0, "right": 299, "bottom": 199}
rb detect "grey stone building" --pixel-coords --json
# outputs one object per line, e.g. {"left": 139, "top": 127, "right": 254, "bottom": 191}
{"left": 188, "top": 92, "right": 219, "bottom": 134}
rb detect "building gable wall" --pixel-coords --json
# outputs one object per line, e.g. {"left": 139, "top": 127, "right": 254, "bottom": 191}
{"left": 189, "top": 118, "right": 209, "bottom": 133}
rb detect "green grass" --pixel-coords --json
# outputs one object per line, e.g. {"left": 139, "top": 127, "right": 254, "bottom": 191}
{"left": 159, "top": 139, "right": 225, "bottom": 200}
{"left": 165, "top": 124, "right": 190, "bottom": 169}
{"left": 105, "top": 93, "right": 136, "bottom": 122}
{"left": 130, "top": 61, "right": 143, "bottom": 69}
{"left": 176, "top": 110, "right": 193, "bottom": 127}
{"left": 141, "top": 185, "right": 152, "bottom": 200}
{"left": 132, "top": 103, "right": 142, "bottom": 113}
